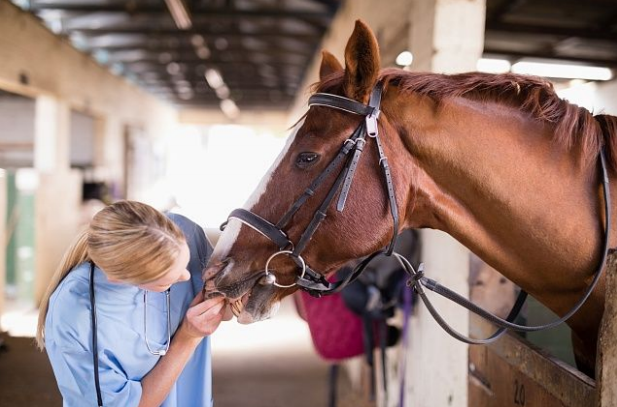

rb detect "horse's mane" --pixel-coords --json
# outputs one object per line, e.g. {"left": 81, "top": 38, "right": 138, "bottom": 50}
{"left": 315, "top": 69, "right": 617, "bottom": 171}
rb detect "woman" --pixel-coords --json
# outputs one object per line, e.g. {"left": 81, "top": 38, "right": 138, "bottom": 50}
{"left": 36, "top": 200, "right": 227, "bottom": 407}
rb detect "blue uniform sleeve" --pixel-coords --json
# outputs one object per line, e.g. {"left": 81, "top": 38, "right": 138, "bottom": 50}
{"left": 47, "top": 343, "right": 143, "bottom": 407}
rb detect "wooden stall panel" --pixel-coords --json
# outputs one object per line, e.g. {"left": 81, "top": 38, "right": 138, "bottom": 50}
{"left": 597, "top": 250, "right": 617, "bottom": 406}
{"left": 469, "top": 322, "right": 596, "bottom": 407}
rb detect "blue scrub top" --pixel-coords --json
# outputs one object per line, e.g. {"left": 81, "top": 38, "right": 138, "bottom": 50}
{"left": 45, "top": 213, "right": 214, "bottom": 407}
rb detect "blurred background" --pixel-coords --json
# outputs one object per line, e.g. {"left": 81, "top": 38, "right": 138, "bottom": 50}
{"left": 1, "top": 0, "right": 616, "bottom": 406}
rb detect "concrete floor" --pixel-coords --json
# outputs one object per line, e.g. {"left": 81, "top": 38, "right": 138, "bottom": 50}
{"left": 0, "top": 298, "right": 371, "bottom": 407}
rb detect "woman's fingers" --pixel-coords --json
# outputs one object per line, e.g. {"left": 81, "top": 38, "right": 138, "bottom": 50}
{"left": 187, "top": 297, "right": 224, "bottom": 317}
{"left": 222, "top": 303, "right": 233, "bottom": 321}
{"left": 189, "top": 290, "right": 204, "bottom": 306}
{"left": 180, "top": 296, "right": 226, "bottom": 338}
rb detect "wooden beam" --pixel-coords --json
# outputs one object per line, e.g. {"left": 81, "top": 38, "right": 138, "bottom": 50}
{"left": 30, "top": 3, "right": 333, "bottom": 19}
{"left": 483, "top": 48, "right": 617, "bottom": 67}
{"left": 486, "top": 21, "right": 617, "bottom": 42}
{"left": 70, "top": 27, "right": 321, "bottom": 40}
{"left": 112, "top": 55, "right": 308, "bottom": 66}
{"left": 98, "top": 44, "right": 311, "bottom": 56}
{"left": 487, "top": 0, "right": 527, "bottom": 23}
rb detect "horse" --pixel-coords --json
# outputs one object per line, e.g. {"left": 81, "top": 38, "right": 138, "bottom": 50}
{"left": 203, "top": 20, "right": 617, "bottom": 377}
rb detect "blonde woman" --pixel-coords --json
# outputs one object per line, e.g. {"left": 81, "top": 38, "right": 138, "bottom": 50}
{"left": 36, "top": 200, "right": 227, "bottom": 407}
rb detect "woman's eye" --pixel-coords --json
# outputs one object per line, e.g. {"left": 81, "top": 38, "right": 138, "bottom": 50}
{"left": 295, "top": 152, "right": 320, "bottom": 169}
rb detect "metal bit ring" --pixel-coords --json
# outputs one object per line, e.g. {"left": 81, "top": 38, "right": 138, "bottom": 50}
{"left": 264, "top": 250, "right": 306, "bottom": 288}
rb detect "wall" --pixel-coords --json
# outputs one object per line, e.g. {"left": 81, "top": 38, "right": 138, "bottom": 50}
{"left": 0, "top": 1, "right": 180, "bottom": 305}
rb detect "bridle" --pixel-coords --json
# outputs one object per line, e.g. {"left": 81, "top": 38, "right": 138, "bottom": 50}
{"left": 223, "top": 82, "right": 398, "bottom": 296}
{"left": 222, "top": 82, "right": 612, "bottom": 345}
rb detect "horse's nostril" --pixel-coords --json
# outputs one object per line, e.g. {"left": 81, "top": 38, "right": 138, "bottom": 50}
{"left": 203, "top": 259, "right": 231, "bottom": 281}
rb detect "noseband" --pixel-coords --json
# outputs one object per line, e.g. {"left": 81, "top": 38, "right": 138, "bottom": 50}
{"left": 223, "top": 83, "right": 398, "bottom": 297}
{"left": 223, "top": 83, "right": 612, "bottom": 345}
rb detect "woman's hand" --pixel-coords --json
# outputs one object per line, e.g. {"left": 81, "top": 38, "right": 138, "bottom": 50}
{"left": 177, "top": 292, "right": 225, "bottom": 340}
{"left": 140, "top": 292, "right": 225, "bottom": 406}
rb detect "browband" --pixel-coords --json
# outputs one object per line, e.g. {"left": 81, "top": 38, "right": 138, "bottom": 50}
{"left": 309, "top": 93, "right": 377, "bottom": 116}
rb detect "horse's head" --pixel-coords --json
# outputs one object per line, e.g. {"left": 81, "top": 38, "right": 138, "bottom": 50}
{"left": 203, "top": 21, "right": 413, "bottom": 323}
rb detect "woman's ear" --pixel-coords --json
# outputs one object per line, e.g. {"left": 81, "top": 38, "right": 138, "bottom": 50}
{"left": 343, "top": 20, "right": 381, "bottom": 103}
{"left": 319, "top": 50, "right": 343, "bottom": 80}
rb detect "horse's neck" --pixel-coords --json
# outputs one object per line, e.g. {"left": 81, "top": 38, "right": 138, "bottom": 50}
{"left": 397, "top": 94, "right": 605, "bottom": 320}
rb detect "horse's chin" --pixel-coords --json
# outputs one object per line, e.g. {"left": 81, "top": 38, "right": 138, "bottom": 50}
{"left": 237, "top": 299, "right": 281, "bottom": 324}
{"left": 222, "top": 277, "right": 281, "bottom": 324}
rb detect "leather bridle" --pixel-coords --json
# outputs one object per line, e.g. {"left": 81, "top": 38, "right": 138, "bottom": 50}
{"left": 222, "top": 82, "right": 612, "bottom": 345}
{"left": 223, "top": 82, "right": 399, "bottom": 297}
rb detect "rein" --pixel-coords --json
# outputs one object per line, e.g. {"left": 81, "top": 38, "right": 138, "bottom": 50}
{"left": 224, "top": 83, "right": 612, "bottom": 345}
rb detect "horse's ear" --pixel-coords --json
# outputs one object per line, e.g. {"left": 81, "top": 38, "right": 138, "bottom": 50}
{"left": 343, "top": 20, "right": 381, "bottom": 102}
{"left": 319, "top": 50, "right": 343, "bottom": 80}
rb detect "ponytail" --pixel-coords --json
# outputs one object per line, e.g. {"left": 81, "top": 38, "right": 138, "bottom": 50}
{"left": 35, "top": 229, "right": 90, "bottom": 350}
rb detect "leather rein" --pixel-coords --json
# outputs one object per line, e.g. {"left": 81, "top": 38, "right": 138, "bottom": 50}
{"left": 223, "top": 82, "right": 612, "bottom": 345}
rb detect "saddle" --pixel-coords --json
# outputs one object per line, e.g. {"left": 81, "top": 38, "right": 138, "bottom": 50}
{"left": 296, "top": 229, "right": 420, "bottom": 403}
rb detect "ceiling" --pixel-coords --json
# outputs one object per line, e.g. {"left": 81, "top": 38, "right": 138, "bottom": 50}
{"left": 485, "top": 0, "right": 617, "bottom": 69}
{"left": 22, "top": 0, "right": 341, "bottom": 113}
{"left": 16, "top": 0, "right": 617, "bottom": 113}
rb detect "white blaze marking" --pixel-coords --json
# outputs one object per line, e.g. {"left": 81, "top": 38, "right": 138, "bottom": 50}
{"left": 212, "top": 121, "right": 304, "bottom": 260}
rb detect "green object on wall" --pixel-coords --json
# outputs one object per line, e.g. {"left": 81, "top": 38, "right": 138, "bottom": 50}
{"left": 4, "top": 170, "right": 36, "bottom": 301}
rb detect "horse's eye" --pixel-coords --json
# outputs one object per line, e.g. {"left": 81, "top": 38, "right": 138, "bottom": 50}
{"left": 295, "top": 152, "right": 320, "bottom": 169}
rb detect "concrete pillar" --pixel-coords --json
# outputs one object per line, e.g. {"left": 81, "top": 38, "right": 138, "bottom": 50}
{"left": 99, "top": 116, "right": 125, "bottom": 199}
{"left": 33, "top": 170, "right": 81, "bottom": 305}
{"left": 409, "top": 0, "right": 486, "bottom": 73}
{"left": 34, "top": 95, "right": 70, "bottom": 173}
{"left": 404, "top": 1, "right": 486, "bottom": 407}
{"left": 32, "top": 96, "right": 81, "bottom": 306}
{"left": 406, "top": 231, "right": 470, "bottom": 407}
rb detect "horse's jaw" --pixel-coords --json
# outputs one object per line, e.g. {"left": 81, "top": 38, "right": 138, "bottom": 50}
{"left": 204, "top": 259, "right": 282, "bottom": 324}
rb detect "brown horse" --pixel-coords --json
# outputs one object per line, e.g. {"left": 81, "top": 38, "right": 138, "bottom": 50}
{"left": 204, "top": 20, "right": 617, "bottom": 377}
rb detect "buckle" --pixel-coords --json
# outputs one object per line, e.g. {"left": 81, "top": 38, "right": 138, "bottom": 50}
{"left": 366, "top": 111, "right": 379, "bottom": 137}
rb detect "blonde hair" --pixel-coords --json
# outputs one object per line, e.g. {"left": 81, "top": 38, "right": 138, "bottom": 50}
{"left": 36, "top": 200, "right": 186, "bottom": 350}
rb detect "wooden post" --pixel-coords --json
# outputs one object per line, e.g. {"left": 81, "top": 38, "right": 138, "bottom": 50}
{"left": 597, "top": 249, "right": 617, "bottom": 406}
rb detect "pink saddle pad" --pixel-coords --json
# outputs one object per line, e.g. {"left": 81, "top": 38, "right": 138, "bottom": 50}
{"left": 295, "top": 291, "right": 364, "bottom": 361}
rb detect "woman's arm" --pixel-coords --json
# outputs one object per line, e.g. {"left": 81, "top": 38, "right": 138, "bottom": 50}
{"left": 138, "top": 294, "right": 225, "bottom": 407}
